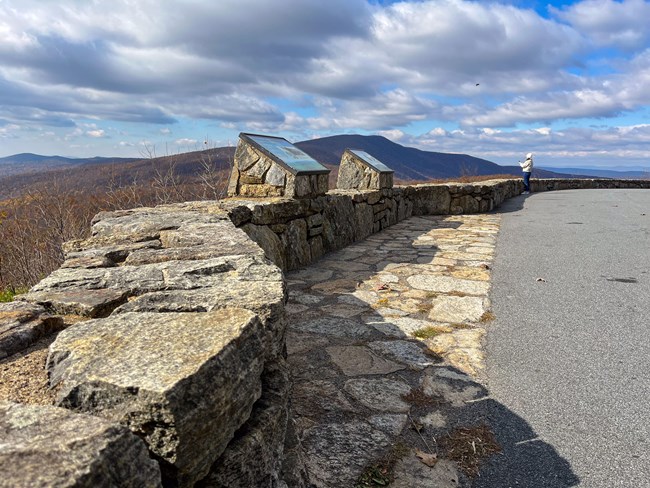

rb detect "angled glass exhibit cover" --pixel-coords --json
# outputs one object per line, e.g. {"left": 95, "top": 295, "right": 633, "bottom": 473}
{"left": 240, "top": 133, "right": 329, "bottom": 175}
{"left": 348, "top": 150, "right": 394, "bottom": 173}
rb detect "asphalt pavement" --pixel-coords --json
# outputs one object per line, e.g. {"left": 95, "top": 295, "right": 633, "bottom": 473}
{"left": 477, "top": 189, "right": 650, "bottom": 487}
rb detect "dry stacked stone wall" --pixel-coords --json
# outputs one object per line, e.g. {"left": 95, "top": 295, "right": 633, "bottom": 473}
{"left": 230, "top": 179, "right": 523, "bottom": 272}
{"left": 532, "top": 178, "right": 650, "bottom": 192}
{"left": 2, "top": 177, "right": 649, "bottom": 487}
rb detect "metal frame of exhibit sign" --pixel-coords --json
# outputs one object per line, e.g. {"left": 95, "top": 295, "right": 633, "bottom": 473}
{"left": 239, "top": 133, "right": 330, "bottom": 175}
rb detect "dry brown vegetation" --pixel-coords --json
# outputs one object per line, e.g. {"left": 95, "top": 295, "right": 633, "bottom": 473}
{"left": 438, "top": 425, "right": 501, "bottom": 478}
{"left": 0, "top": 148, "right": 233, "bottom": 290}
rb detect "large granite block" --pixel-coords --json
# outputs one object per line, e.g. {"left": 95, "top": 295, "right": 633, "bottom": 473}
{"left": 47, "top": 309, "right": 268, "bottom": 487}
{"left": 0, "top": 402, "right": 162, "bottom": 488}
{"left": 198, "top": 360, "right": 290, "bottom": 487}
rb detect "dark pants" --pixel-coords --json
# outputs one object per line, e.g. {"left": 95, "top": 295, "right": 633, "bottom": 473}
{"left": 523, "top": 172, "right": 531, "bottom": 192}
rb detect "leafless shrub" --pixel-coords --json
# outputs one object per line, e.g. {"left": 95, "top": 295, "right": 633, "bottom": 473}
{"left": 0, "top": 140, "right": 237, "bottom": 290}
{"left": 196, "top": 139, "right": 233, "bottom": 201}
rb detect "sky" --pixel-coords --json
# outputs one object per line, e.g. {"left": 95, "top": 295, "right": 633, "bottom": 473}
{"left": 1, "top": 0, "right": 650, "bottom": 169}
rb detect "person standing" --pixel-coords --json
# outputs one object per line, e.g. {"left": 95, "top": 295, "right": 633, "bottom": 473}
{"left": 519, "top": 153, "right": 533, "bottom": 193}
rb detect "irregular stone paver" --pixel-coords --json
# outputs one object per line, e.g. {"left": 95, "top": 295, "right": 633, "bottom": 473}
{"left": 407, "top": 274, "right": 490, "bottom": 295}
{"left": 293, "top": 316, "right": 376, "bottom": 339}
{"left": 391, "top": 455, "right": 461, "bottom": 488}
{"left": 327, "top": 346, "right": 405, "bottom": 376}
{"left": 344, "top": 377, "right": 412, "bottom": 413}
{"left": 302, "top": 422, "right": 392, "bottom": 487}
{"left": 368, "top": 413, "right": 409, "bottom": 435}
{"left": 286, "top": 214, "right": 500, "bottom": 486}
{"left": 368, "top": 340, "right": 437, "bottom": 370}
{"left": 428, "top": 295, "right": 489, "bottom": 323}
{"left": 292, "top": 380, "right": 357, "bottom": 417}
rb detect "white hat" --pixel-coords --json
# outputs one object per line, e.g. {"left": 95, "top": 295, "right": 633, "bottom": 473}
{"left": 526, "top": 153, "right": 533, "bottom": 159}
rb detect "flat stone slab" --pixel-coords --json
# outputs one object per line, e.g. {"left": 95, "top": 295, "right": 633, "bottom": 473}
{"left": 289, "top": 268, "right": 334, "bottom": 283}
{"left": 289, "top": 291, "right": 325, "bottom": 305}
{"left": 365, "top": 316, "right": 436, "bottom": 338}
{"left": 47, "top": 309, "right": 267, "bottom": 487}
{"left": 90, "top": 205, "right": 229, "bottom": 238}
{"left": 428, "top": 295, "right": 488, "bottom": 323}
{"left": 407, "top": 275, "right": 489, "bottom": 295}
{"left": 420, "top": 411, "right": 447, "bottom": 429}
{"left": 343, "top": 378, "right": 412, "bottom": 413}
{"left": 311, "top": 278, "right": 359, "bottom": 294}
{"left": 368, "top": 413, "right": 408, "bottom": 436}
{"left": 302, "top": 422, "right": 392, "bottom": 487}
{"left": 292, "top": 316, "right": 375, "bottom": 339}
{"left": 0, "top": 401, "right": 162, "bottom": 488}
{"left": 450, "top": 266, "right": 490, "bottom": 281}
{"left": 367, "top": 340, "right": 437, "bottom": 370}
{"left": 424, "top": 328, "right": 487, "bottom": 377}
{"left": 319, "top": 303, "right": 367, "bottom": 318}
{"left": 112, "top": 278, "right": 285, "bottom": 326}
{"left": 327, "top": 345, "right": 405, "bottom": 376}
{"left": 285, "top": 332, "right": 330, "bottom": 356}
{"left": 421, "top": 373, "right": 483, "bottom": 407}
{"left": 21, "top": 289, "right": 127, "bottom": 318}
{"left": 0, "top": 302, "right": 64, "bottom": 359}
{"left": 292, "top": 380, "right": 357, "bottom": 418}
{"left": 391, "top": 452, "right": 460, "bottom": 488}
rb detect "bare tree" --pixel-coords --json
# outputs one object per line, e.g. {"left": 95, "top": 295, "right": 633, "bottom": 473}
{"left": 196, "top": 139, "right": 233, "bottom": 201}
{"left": 142, "top": 142, "right": 185, "bottom": 204}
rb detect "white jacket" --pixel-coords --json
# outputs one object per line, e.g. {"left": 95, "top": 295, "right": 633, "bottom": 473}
{"left": 519, "top": 158, "right": 533, "bottom": 172}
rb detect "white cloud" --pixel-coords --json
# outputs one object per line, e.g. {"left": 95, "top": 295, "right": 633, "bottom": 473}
{"left": 0, "top": 123, "right": 20, "bottom": 137}
{"left": 0, "top": 0, "right": 586, "bottom": 130}
{"left": 377, "top": 129, "right": 407, "bottom": 141}
{"left": 406, "top": 124, "right": 650, "bottom": 167}
{"left": 553, "top": 0, "right": 650, "bottom": 51}
{"left": 0, "top": 0, "right": 649, "bottom": 166}
{"left": 174, "top": 138, "right": 198, "bottom": 146}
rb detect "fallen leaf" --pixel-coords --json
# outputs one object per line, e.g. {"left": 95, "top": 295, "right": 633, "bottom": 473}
{"left": 415, "top": 449, "right": 438, "bottom": 467}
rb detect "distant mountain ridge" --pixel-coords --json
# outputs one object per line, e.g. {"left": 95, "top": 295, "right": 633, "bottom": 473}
{"left": 296, "top": 134, "right": 503, "bottom": 179}
{"left": 0, "top": 152, "right": 137, "bottom": 165}
{"left": 1, "top": 134, "right": 603, "bottom": 198}
{"left": 539, "top": 166, "right": 650, "bottom": 179}
{"left": 295, "top": 134, "right": 574, "bottom": 180}
{"left": 0, "top": 152, "right": 138, "bottom": 178}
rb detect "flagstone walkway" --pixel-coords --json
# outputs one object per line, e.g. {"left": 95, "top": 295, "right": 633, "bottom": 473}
{"left": 284, "top": 214, "right": 502, "bottom": 487}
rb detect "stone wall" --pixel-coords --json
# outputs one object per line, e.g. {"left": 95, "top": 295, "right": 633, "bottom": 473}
{"left": 3, "top": 202, "right": 289, "bottom": 488}
{"left": 2, "top": 177, "right": 649, "bottom": 487}
{"left": 532, "top": 178, "right": 650, "bottom": 192}
{"left": 228, "top": 179, "right": 523, "bottom": 272}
